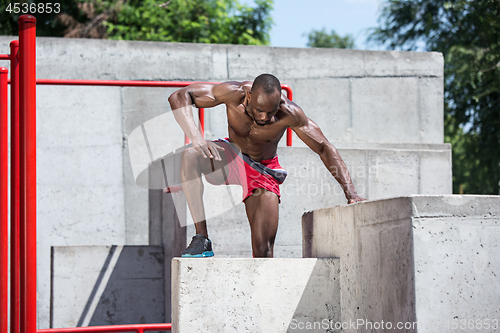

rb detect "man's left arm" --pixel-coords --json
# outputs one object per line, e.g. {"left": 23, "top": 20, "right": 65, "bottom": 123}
{"left": 287, "top": 102, "right": 366, "bottom": 204}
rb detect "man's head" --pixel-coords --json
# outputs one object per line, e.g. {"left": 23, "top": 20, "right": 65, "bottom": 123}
{"left": 247, "top": 74, "right": 282, "bottom": 126}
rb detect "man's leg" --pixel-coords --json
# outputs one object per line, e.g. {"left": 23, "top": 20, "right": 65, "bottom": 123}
{"left": 244, "top": 188, "right": 280, "bottom": 258}
{"left": 180, "top": 145, "right": 230, "bottom": 238}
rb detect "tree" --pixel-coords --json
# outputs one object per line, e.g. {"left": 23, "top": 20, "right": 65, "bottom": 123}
{"left": 306, "top": 28, "right": 355, "bottom": 49}
{"left": 369, "top": 0, "right": 500, "bottom": 194}
{"left": 106, "top": 0, "right": 273, "bottom": 45}
{"left": 0, "top": 0, "right": 274, "bottom": 45}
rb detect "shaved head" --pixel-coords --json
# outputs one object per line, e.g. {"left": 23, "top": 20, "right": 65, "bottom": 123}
{"left": 251, "top": 73, "right": 281, "bottom": 95}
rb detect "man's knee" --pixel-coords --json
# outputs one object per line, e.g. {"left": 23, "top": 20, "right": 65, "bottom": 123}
{"left": 252, "top": 235, "right": 275, "bottom": 258}
{"left": 181, "top": 147, "right": 199, "bottom": 164}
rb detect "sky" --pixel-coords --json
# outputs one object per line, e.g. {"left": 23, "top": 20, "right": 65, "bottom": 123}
{"left": 239, "top": 0, "right": 385, "bottom": 50}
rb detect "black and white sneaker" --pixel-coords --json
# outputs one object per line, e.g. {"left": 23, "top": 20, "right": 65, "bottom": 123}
{"left": 181, "top": 234, "right": 214, "bottom": 257}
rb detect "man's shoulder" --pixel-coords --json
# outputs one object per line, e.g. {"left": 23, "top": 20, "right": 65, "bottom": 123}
{"left": 214, "top": 81, "right": 250, "bottom": 104}
{"left": 279, "top": 94, "right": 307, "bottom": 127}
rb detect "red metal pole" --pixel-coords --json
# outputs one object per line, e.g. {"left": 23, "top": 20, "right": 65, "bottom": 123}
{"left": 0, "top": 55, "right": 10, "bottom": 60}
{"left": 34, "top": 79, "right": 219, "bottom": 87}
{"left": 281, "top": 84, "right": 293, "bottom": 147}
{"left": 10, "top": 39, "right": 20, "bottom": 333}
{"left": 0, "top": 67, "right": 9, "bottom": 333}
{"left": 19, "top": 15, "right": 37, "bottom": 333}
{"left": 36, "top": 323, "right": 172, "bottom": 332}
{"left": 199, "top": 108, "right": 205, "bottom": 138}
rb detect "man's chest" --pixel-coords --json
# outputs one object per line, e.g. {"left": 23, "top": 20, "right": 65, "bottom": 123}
{"left": 226, "top": 104, "right": 286, "bottom": 144}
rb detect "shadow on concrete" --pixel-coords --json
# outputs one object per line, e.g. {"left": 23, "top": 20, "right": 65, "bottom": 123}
{"left": 286, "top": 258, "right": 341, "bottom": 333}
{"left": 83, "top": 246, "right": 166, "bottom": 327}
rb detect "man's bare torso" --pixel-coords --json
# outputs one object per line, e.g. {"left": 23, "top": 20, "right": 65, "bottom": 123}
{"left": 224, "top": 81, "right": 291, "bottom": 161}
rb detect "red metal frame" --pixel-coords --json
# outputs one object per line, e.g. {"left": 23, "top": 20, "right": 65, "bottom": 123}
{"left": 10, "top": 39, "right": 20, "bottom": 333}
{"left": 37, "top": 323, "right": 172, "bottom": 333}
{"left": 32, "top": 79, "right": 293, "bottom": 146}
{"left": 2, "top": 14, "right": 295, "bottom": 333}
{"left": 0, "top": 66, "right": 9, "bottom": 333}
{"left": 19, "top": 14, "right": 38, "bottom": 333}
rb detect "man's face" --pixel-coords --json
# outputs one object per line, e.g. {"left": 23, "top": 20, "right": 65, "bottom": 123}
{"left": 247, "top": 88, "right": 281, "bottom": 126}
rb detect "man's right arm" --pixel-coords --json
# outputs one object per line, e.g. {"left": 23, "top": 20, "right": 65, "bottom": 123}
{"left": 168, "top": 82, "right": 243, "bottom": 160}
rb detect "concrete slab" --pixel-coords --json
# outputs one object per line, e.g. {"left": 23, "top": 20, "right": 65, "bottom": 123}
{"left": 171, "top": 258, "right": 341, "bottom": 333}
{"left": 51, "top": 246, "right": 165, "bottom": 327}
{"left": 302, "top": 195, "right": 500, "bottom": 333}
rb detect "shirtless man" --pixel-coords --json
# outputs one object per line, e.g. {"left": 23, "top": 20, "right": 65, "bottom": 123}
{"left": 168, "top": 73, "right": 365, "bottom": 258}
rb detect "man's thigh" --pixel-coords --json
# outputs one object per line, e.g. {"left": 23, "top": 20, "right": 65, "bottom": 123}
{"left": 244, "top": 189, "right": 280, "bottom": 240}
{"left": 192, "top": 141, "right": 234, "bottom": 185}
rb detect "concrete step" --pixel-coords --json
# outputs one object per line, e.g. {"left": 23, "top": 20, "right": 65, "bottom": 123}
{"left": 303, "top": 195, "right": 500, "bottom": 333}
{"left": 171, "top": 258, "right": 341, "bottom": 333}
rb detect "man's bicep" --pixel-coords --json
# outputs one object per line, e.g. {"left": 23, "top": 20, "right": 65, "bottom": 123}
{"left": 190, "top": 82, "right": 242, "bottom": 108}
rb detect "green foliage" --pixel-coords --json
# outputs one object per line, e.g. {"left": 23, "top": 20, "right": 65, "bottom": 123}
{"left": 370, "top": 0, "right": 500, "bottom": 194}
{"left": 0, "top": 0, "right": 118, "bottom": 37}
{"left": 0, "top": 0, "right": 274, "bottom": 46}
{"left": 306, "top": 28, "right": 355, "bottom": 49}
{"left": 105, "top": 0, "right": 273, "bottom": 45}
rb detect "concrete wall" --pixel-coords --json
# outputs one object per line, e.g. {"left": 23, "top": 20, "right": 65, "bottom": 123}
{"left": 172, "top": 258, "right": 341, "bottom": 333}
{"left": 51, "top": 246, "right": 164, "bottom": 327}
{"left": 302, "top": 195, "right": 500, "bottom": 333}
{"left": 0, "top": 36, "right": 445, "bottom": 327}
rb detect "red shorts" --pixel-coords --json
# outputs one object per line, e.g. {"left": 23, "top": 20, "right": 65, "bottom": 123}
{"left": 204, "top": 138, "right": 287, "bottom": 203}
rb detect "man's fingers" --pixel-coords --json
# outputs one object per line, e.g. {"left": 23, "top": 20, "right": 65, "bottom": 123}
{"left": 195, "top": 146, "right": 208, "bottom": 159}
{"left": 209, "top": 143, "right": 224, "bottom": 161}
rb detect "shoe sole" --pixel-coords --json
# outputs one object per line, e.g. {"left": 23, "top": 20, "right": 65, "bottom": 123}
{"left": 181, "top": 250, "right": 214, "bottom": 258}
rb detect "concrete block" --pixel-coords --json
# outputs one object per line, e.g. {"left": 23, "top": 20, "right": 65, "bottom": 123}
{"left": 289, "top": 78, "right": 352, "bottom": 145}
{"left": 418, "top": 77, "right": 444, "bottom": 143}
{"left": 171, "top": 258, "right": 341, "bottom": 333}
{"left": 34, "top": 38, "right": 215, "bottom": 81}
{"left": 303, "top": 195, "right": 500, "bottom": 333}
{"left": 367, "top": 149, "right": 420, "bottom": 198}
{"left": 363, "top": 50, "right": 444, "bottom": 77}
{"left": 272, "top": 47, "right": 366, "bottom": 78}
{"left": 211, "top": 44, "right": 229, "bottom": 80}
{"left": 351, "top": 77, "right": 420, "bottom": 143}
{"left": 227, "top": 45, "right": 276, "bottom": 79}
{"left": 420, "top": 149, "right": 452, "bottom": 194}
{"left": 51, "top": 246, "right": 164, "bottom": 327}
{"left": 37, "top": 85, "right": 122, "bottom": 148}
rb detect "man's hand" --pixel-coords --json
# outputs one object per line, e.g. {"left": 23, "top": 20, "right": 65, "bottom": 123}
{"left": 347, "top": 194, "right": 367, "bottom": 204}
{"left": 192, "top": 139, "right": 225, "bottom": 161}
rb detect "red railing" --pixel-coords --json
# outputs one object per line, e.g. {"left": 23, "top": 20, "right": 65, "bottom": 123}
{"left": 0, "top": 66, "right": 9, "bottom": 333}
{"left": 37, "top": 323, "right": 172, "bottom": 333}
{"left": 33, "top": 79, "right": 294, "bottom": 146}
{"left": 1, "top": 14, "right": 294, "bottom": 333}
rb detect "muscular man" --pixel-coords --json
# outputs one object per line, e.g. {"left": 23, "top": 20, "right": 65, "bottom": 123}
{"left": 168, "top": 73, "right": 365, "bottom": 258}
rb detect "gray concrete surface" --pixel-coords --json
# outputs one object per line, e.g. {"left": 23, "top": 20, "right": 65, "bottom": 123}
{"left": 0, "top": 35, "right": 446, "bottom": 328}
{"left": 51, "top": 246, "right": 164, "bottom": 327}
{"left": 302, "top": 195, "right": 500, "bottom": 333}
{"left": 171, "top": 258, "right": 341, "bottom": 333}
{"left": 185, "top": 145, "right": 451, "bottom": 258}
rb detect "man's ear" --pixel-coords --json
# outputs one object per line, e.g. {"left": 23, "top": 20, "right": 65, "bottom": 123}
{"left": 247, "top": 90, "right": 251, "bottom": 101}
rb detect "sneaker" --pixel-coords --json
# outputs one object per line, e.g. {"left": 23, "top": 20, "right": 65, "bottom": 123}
{"left": 181, "top": 234, "right": 214, "bottom": 257}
